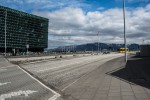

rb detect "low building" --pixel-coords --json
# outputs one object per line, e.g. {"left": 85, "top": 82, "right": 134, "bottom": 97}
{"left": 0, "top": 6, "right": 49, "bottom": 53}
{"left": 140, "top": 45, "right": 150, "bottom": 57}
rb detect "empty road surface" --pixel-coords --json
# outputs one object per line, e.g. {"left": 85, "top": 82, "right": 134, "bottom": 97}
{"left": 21, "top": 53, "right": 123, "bottom": 90}
{"left": 0, "top": 56, "right": 61, "bottom": 100}
{"left": 2, "top": 53, "right": 150, "bottom": 100}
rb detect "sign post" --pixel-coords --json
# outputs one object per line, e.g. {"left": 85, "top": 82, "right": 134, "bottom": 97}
{"left": 5, "top": 10, "right": 7, "bottom": 56}
{"left": 123, "top": 0, "right": 127, "bottom": 62}
{"left": 26, "top": 44, "right": 29, "bottom": 55}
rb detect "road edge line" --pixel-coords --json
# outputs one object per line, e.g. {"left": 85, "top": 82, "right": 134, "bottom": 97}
{"left": 16, "top": 65, "right": 61, "bottom": 100}
{"left": 4, "top": 56, "right": 61, "bottom": 99}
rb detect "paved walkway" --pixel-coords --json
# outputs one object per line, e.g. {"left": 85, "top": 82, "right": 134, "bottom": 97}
{"left": 63, "top": 56, "right": 150, "bottom": 100}
{"left": 0, "top": 55, "right": 61, "bottom": 100}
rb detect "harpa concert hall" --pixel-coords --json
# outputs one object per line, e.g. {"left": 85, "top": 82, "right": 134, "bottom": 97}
{"left": 0, "top": 5, "right": 48, "bottom": 53}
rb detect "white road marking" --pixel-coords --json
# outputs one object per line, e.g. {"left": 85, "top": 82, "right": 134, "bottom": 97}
{"left": 3, "top": 57, "right": 9, "bottom": 62}
{"left": 1, "top": 65, "right": 16, "bottom": 68}
{"left": 61, "top": 77, "right": 83, "bottom": 91}
{"left": 48, "top": 94, "right": 60, "bottom": 100}
{"left": 0, "top": 90, "right": 37, "bottom": 100}
{"left": 0, "top": 68, "right": 7, "bottom": 72}
{"left": 0, "top": 82, "right": 11, "bottom": 86}
{"left": 17, "top": 65, "right": 61, "bottom": 100}
{"left": 0, "top": 65, "right": 16, "bottom": 72}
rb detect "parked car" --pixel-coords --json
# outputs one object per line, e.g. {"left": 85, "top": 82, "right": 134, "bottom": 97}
{"left": 102, "top": 49, "right": 110, "bottom": 54}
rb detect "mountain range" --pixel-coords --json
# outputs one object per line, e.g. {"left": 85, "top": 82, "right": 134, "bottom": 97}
{"left": 49, "top": 43, "right": 140, "bottom": 52}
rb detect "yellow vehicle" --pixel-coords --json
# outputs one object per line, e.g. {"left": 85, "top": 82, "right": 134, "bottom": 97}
{"left": 118, "top": 48, "right": 129, "bottom": 53}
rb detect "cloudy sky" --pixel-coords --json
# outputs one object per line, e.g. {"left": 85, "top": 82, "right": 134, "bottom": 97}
{"left": 1, "top": 0, "right": 150, "bottom": 48}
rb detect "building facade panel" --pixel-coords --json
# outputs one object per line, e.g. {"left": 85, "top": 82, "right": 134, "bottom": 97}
{"left": 0, "top": 6, "right": 48, "bottom": 52}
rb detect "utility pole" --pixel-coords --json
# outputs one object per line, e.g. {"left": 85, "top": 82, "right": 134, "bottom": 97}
{"left": 142, "top": 39, "right": 145, "bottom": 45}
{"left": 26, "top": 44, "right": 29, "bottom": 56}
{"left": 123, "top": 0, "right": 127, "bottom": 62}
{"left": 5, "top": 10, "right": 7, "bottom": 56}
{"left": 97, "top": 31, "right": 100, "bottom": 55}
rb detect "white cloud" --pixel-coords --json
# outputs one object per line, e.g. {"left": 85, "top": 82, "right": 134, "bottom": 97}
{"left": 97, "top": 7, "right": 105, "bottom": 10}
{"left": 127, "top": 0, "right": 149, "bottom": 3}
{"left": 33, "top": 4, "right": 150, "bottom": 48}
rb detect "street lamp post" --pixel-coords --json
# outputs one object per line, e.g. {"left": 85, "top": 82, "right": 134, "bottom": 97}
{"left": 5, "top": 10, "right": 7, "bottom": 56}
{"left": 123, "top": 0, "right": 127, "bottom": 62}
{"left": 97, "top": 31, "right": 100, "bottom": 55}
{"left": 26, "top": 44, "right": 29, "bottom": 56}
{"left": 142, "top": 39, "right": 145, "bottom": 45}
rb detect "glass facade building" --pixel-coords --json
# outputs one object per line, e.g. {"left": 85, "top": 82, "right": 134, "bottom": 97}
{"left": 0, "top": 6, "right": 48, "bottom": 52}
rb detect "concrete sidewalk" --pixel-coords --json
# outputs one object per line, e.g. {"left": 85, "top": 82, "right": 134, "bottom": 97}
{"left": 63, "top": 56, "right": 150, "bottom": 100}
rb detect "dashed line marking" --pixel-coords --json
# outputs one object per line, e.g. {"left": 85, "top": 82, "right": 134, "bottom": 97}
{"left": 0, "top": 68, "right": 7, "bottom": 72}
{"left": 0, "top": 82, "right": 11, "bottom": 86}
{"left": 1, "top": 65, "right": 16, "bottom": 69}
{"left": 0, "top": 65, "right": 16, "bottom": 72}
{"left": 0, "top": 90, "right": 37, "bottom": 100}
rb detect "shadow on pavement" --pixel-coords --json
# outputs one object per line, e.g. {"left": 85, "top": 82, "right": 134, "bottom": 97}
{"left": 106, "top": 56, "right": 150, "bottom": 89}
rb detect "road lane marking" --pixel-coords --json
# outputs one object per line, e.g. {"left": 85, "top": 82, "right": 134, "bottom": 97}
{"left": 0, "top": 82, "right": 11, "bottom": 86}
{"left": 1, "top": 65, "right": 16, "bottom": 69}
{"left": 48, "top": 94, "right": 60, "bottom": 100}
{"left": 3, "top": 57, "right": 9, "bottom": 62}
{"left": 0, "top": 90, "right": 37, "bottom": 100}
{"left": 0, "top": 65, "right": 16, "bottom": 72}
{"left": 16, "top": 65, "right": 61, "bottom": 100}
{"left": 0, "top": 68, "right": 7, "bottom": 72}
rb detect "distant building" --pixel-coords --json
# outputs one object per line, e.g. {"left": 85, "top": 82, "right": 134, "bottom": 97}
{"left": 0, "top": 6, "right": 48, "bottom": 53}
{"left": 140, "top": 45, "right": 150, "bottom": 57}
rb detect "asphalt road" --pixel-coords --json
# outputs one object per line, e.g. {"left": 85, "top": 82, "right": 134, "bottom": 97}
{"left": 2, "top": 53, "right": 150, "bottom": 100}
{"left": 21, "top": 53, "right": 124, "bottom": 90}
{"left": 0, "top": 56, "right": 61, "bottom": 100}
